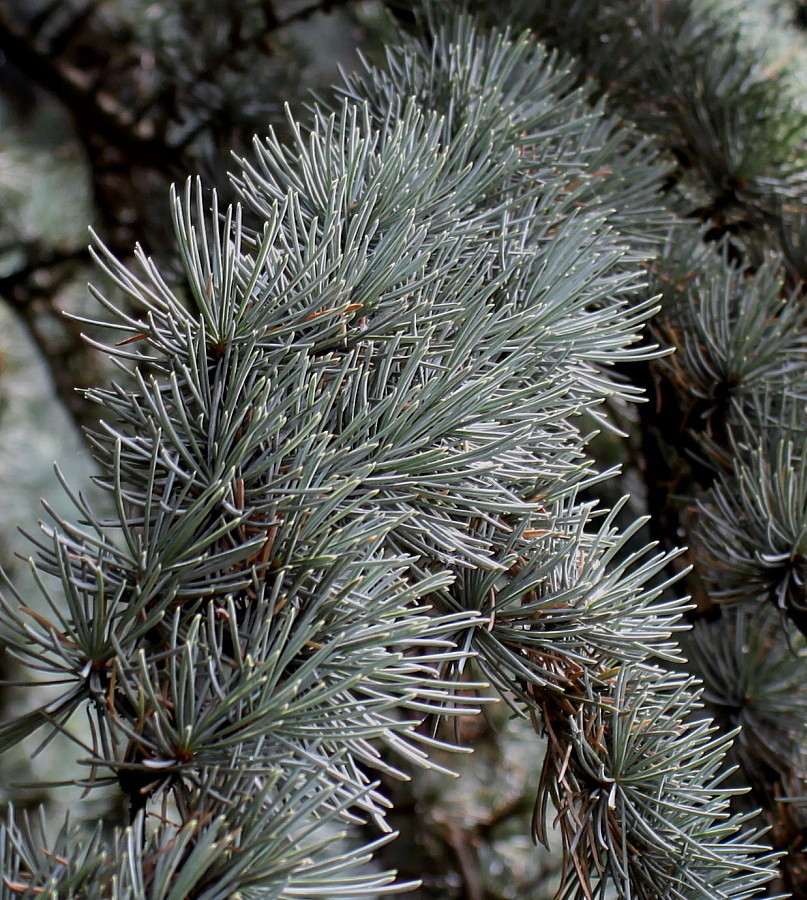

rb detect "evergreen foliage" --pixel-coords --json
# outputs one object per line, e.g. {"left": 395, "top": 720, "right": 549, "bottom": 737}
{"left": 1, "top": 0, "right": 807, "bottom": 897}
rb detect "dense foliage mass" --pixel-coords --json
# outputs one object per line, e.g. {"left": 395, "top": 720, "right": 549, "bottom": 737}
{"left": 1, "top": 1, "right": 807, "bottom": 898}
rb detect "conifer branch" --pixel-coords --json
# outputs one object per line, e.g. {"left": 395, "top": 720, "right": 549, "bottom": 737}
{"left": 0, "top": 7, "right": 789, "bottom": 898}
